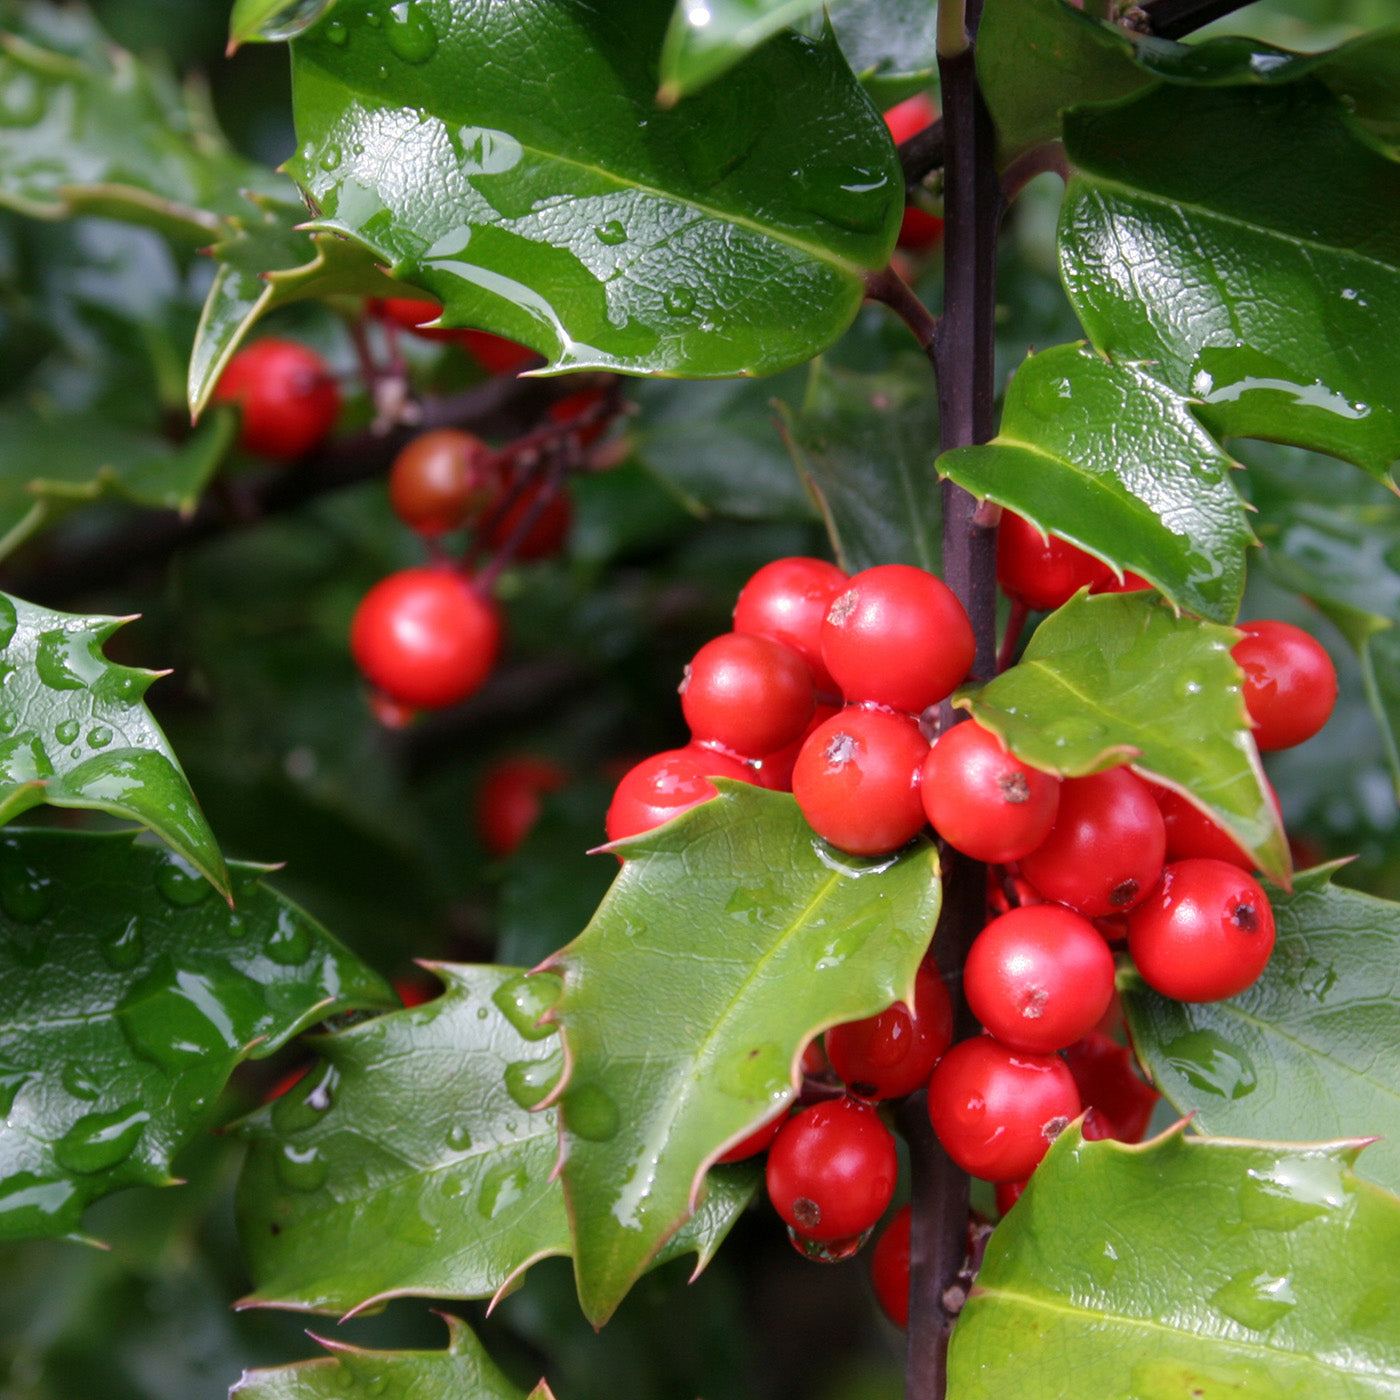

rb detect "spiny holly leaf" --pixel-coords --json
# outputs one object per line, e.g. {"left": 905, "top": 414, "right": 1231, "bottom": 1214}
{"left": 546, "top": 782, "right": 941, "bottom": 1325}
{"left": 0, "top": 592, "right": 227, "bottom": 892}
{"left": 237, "top": 964, "right": 759, "bottom": 1316}
{"left": 962, "top": 592, "right": 1288, "bottom": 883}
{"left": 231, "top": 1314, "right": 553, "bottom": 1400}
{"left": 229, "top": 0, "right": 343, "bottom": 49}
{"left": 0, "top": 828, "right": 393, "bottom": 1242}
{"left": 285, "top": 0, "right": 901, "bottom": 379}
{"left": 0, "top": 10, "right": 287, "bottom": 242}
{"left": 939, "top": 344, "right": 1252, "bottom": 623}
{"left": 189, "top": 194, "right": 401, "bottom": 418}
{"left": 1061, "top": 81, "right": 1400, "bottom": 484}
{"left": 1123, "top": 866, "right": 1400, "bottom": 1195}
{"left": 951, "top": 1125, "right": 1400, "bottom": 1397}
{"left": 777, "top": 357, "right": 942, "bottom": 573}
{"left": 0, "top": 405, "right": 234, "bottom": 561}
{"left": 658, "top": 0, "right": 826, "bottom": 104}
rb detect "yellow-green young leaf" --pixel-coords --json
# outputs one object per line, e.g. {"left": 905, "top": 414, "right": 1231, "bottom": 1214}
{"left": 285, "top": 0, "right": 901, "bottom": 378}
{"left": 952, "top": 1126, "right": 1400, "bottom": 1398}
{"left": 938, "top": 345, "right": 1252, "bottom": 622}
{"left": 1123, "top": 866, "right": 1400, "bottom": 1195}
{"left": 0, "top": 829, "right": 393, "bottom": 1242}
{"left": 0, "top": 10, "right": 288, "bottom": 241}
{"left": 546, "top": 783, "right": 941, "bottom": 1325}
{"left": 961, "top": 592, "right": 1288, "bottom": 883}
{"left": 232, "top": 1315, "right": 554, "bottom": 1400}
{"left": 0, "top": 593, "right": 227, "bottom": 892}
{"left": 236, "top": 964, "right": 758, "bottom": 1316}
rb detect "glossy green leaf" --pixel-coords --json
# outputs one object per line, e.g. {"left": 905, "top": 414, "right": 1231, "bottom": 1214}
{"left": 659, "top": 0, "right": 825, "bottom": 103}
{"left": 237, "top": 964, "right": 758, "bottom": 1316}
{"left": 0, "top": 828, "right": 393, "bottom": 1242}
{"left": 0, "top": 593, "right": 229, "bottom": 891}
{"left": 547, "top": 782, "right": 941, "bottom": 1325}
{"left": 286, "top": 0, "right": 901, "bottom": 378}
{"left": 189, "top": 194, "right": 400, "bottom": 418}
{"left": 229, "top": 0, "right": 342, "bottom": 49}
{"left": 976, "top": 0, "right": 1152, "bottom": 162}
{"left": 1123, "top": 866, "right": 1400, "bottom": 1194}
{"left": 232, "top": 1314, "right": 553, "bottom": 1400}
{"left": 1060, "top": 82, "right": 1400, "bottom": 483}
{"left": 777, "top": 357, "right": 941, "bottom": 572}
{"left": 828, "top": 0, "right": 939, "bottom": 110}
{"left": 962, "top": 591, "right": 1289, "bottom": 882}
{"left": 951, "top": 1125, "right": 1400, "bottom": 1397}
{"left": 0, "top": 404, "right": 235, "bottom": 560}
{"left": 940, "top": 344, "right": 1251, "bottom": 622}
{"left": 0, "top": 11, "right": 287, "bottom": 242}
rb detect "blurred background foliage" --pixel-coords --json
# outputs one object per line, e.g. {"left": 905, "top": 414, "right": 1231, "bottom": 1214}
{"left": 0, "top": 1, "right": 1395, "bottom": 1397}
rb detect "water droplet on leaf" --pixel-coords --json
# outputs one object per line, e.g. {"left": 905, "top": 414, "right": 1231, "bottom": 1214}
{"left": 254, "top": 0, "right": 334, "bottom": 40}
{"left": 384, "top": 0, "right": 438, "bottom": 61}
{"left": 319, "top": 144, "right": 342, "bottom": 172}
{"left": 54, "top": 720, "right": 79, "bottom": 746}
{"left": 326, "top": 18, "right": 349, "bottom": 43}
{"left": 61, "top": 1063, "right": 102, "bottom": 1101}
{"left": 0, "top": 1065, "right": 28, "bottom": 1117}
{"left": 564, "top": 1083, "right": 620, "bottom": 1141}
{"left": 595, "top": 220, "right": 627, "bottom": 245}
{"left": 155, "top": 857, "right": 211, "bottom": 907}
{"left": 1212, "top": 1270, "right": 1296, "bottom": 1330}
{"left": 446, "top": 1123, "right": 472, "bottom": 1151}
{"left": 492, "top": 972, "right": 562, "bottom": 1041}
{"left": 787, "top": 1226, "right": 870, "bottom": 1262}
{"left": 664, "top": 285, "right": 697, "bottom": 316}
{"left": 505, "top": 1053, "right": 561, "bottom": 1109}
{"left": 100, "top": 916, "right": 144, "bottom": 971}
{"left": 35, "top": 629, "right": 103, "bottom": 691}
{"left": 275, "top": 1143, "right": 328, "bottom": 1192}
{"left": 265, "top": 908, "right": 313, "bottom": 965}
{"left": 54, "top": 1105, "right": 148, "bottom": 1174}
{"left": 478, "top": 1162, "right": 529, "bottom": 1218}
{"left": 1162, "top": 1029, "right": 1256, "bottom": 1099}
{"left": 87, "top": 725, "right": 113, "bottom": 749}
{"left": 272, "top": 1066, "right": 338, "bottom": 1133}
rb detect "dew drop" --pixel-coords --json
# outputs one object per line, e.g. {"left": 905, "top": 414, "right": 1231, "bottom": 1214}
{"left": 1162, "top": 1029, "right": 1256, "bottom": 1099}
{"left": 254, "top": 0, "right": 334, "bottom": 40}
{"left": 271, "top": 1066, "right": 338, "bottom": 1133}
{"left": 54, "top": 719, "right": 80, "bottom": 746}
{"left": 0, "top": 711, "right": 17, "bottom": 735}
{"left": 0, "top": 845, "right": 52, "bottom": 924}
{"left": 265, "top": 908, "right": 313, "bottom": 966}
{"left": 475, "top": 1006, "right": 489, "bottom": 1019}
{"left": 100, "top": 916, "right": 144, "bottom": 971}
{"left": 564, "top": 1083, "right": 620, "bottom": 1141}
{"left": 318, "top": 143, "right": 343, "bottom": 172}
{"left": 326, "top": 18, "right": 349, "bottom": 43}
{"left": 384, "top": 1, "right": 438, "bottom": 62}
{"left": 1212, "top": 1270, "right": 1296, "bottom": 1330}
{"left": 787, "top": 1225, "right": 870, "bottom": 1262}
{"left": 446, "top": 1123, "right": 472, "bottom": 1152}
{"left": 595, "top": 220, "right": 628, "bottom": 245}
{"left": 505, "top": 1054, "right": 562, "bottom": 1110}
{"left": 155, "top": 857, "right": 211, "bottom": 907}
{"left": 54, "top": 1105, "right": 148, "bottom": 1174}
{"left": 478, "top": 1162, "right": 529, "bottom": 1219}
{"left": 35, "top": 629, "right": 102, "bottom": 691}
{"left": 1240, "top": 1153, "right": 1350, "bottom": 1229}
{"left": 275, "top": 1142, "right": 329, "bottom": 1192}
{"left": 117, "top": 957, "right": 245, "bottom": 1075}
{"left": 663, "top": 285, "right": 697, "bottom": 316}
{"left": 492, "top": 972, "right": 562, "bottom": 1041}
{"left": 87, "top": 725, "right": 113, "bottom": 749}
{"left": 61, "top": 1063, "right": 102, "bottom": 1101}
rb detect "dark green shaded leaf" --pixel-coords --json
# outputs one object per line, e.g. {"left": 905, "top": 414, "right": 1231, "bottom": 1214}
{"left": 951, "top": 1126, "right": 1400, "bottom": 1397}
{"left": 777, "top": 357, "right": 941, "bottom": 572}
{"left": 829, "top": 0, "right": 939, "bottom": 110}
{"left": 0, "top": 11, "right": 287, "bottom": 241}
{"left": 0, "top": 593, "right": 228, "bottom": 890}
{"left": 232, "top": 1314, "right": 553, "bottom": 1400}
{"left": 940, "top": 344, "right": 1251, "bottom": 622}
{"left": 1123, "top": 866, "right": 1400, "bottom": 1194}
{"left": 0, "top": 828, "right": 392, "bottom": 1242}
{"left": 963, "top": 591, "right": 1288, "bottom": 882}
{"left": 1061, "top": 82, "right": 1400, "bottom": 482}
{"left": 547, "top": 782, "right": 940, "bottom": 1324}
{"left": 659, "top": 0, "right": 826, "bottom": 103}
{"left": 237, "top": 964, "right": 758, "bottom": 1315}
{"left": 287, "top": 0, "right": 901, "bottom": 378}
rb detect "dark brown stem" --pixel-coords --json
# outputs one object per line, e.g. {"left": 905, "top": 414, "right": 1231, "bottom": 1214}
{"left": 1138, "top": 0, "right": 1257, "bottom": 39}
{"left": 1001, "top": 142, "right": 1070, "bottom": 204}
{"left": 899, "top": 117, "right": 946, "bottom": 189}
{"left": 864, "top": 268, "right": 941, "bottom": 362}
{"left": 997, "top": 599, "right": 1028, "bottom": 674}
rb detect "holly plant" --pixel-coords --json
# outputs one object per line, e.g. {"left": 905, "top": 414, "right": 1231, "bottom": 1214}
{"left": 1, "top": 0, "right": 1400, "bottom": 1397}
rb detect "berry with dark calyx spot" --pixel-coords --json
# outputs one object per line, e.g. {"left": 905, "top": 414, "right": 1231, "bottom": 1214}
{"left": 716, "top": 1112, "right": 786, "bottom": 1165}
{"left": 213, "top": 337, "right": 340, "bottom": 460}
{"left": 791, "top": 706, "right": 928, "bottom": 856}
{"left": 1019, "top": 767, "right": 1166, "bottom": 918}
{"left": 964, "top": 904, "right": 1116, "bottom": 1055}
{"left": 389, "top": 428, "right": 498, "bottom": 536}
{"left": 1232, "top": 620, "right": 1338, "bottom": 751}
{"left": 927, "top": 1035, "right": 1081, "bottom": 1182}
{"left": 734, "top": 556, "right": 849, "bottom": 695}
{"left": 870, "top": 1204, "right": 911, "bottom": 1328}
{"left": 1063, "top": 1031, "right": 1159, "bottom": 1144}
{"left": 821, "top": 565, "right": 975, "bottom": 714}
{"left": 604, "top": 744, "right": 754, "bottom": 844}
{"left": 766, "top": 1096, "right": 898, "bottom": 1242}
{"left": 350, "top": 567, "right": 501, "bottom": 711}
{"left": 476, "top": 756, "right": 569, "bottom": 859}
{"left": 1127, "top": 858, "right": 1276, "bottom": 1002}
{"left": 920, "top": 719, "right": 1060, "bottom": 863}
{"left": 996, "top": 512, "right": 1111, "bottom": 613}
{"left": 826, "top": 961, "right": 952, "bottom": 1100}
{"left": 681, "top": 632, "right": 815, "bottom": 761}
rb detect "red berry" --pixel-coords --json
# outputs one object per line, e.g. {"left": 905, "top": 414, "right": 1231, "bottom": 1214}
{"left": 994, "top": 1180, "right": 1027, "bottom": 1215}
{"left": 898, "top": 206, "right": 945, "bottom": 253}
{"left": 734, "top": 557, "right": 849, "bottom": 695}
{"left": 1127, "top": 858, "right": 1276, "bottom": 1002}
{"left": 753, "top": 702, "right": 840, "bottom": 792}
{"left": 480, "top": 479, "right": 573, "bottom": 560}
{"left": 213, "top": 338, "right": 340, "bottom": 460}
{"left": 964, "top": 905, "right": 1116, "bottom": 1055}
{"left": 927, "top": 1036, "right": 1080, "bottom": 1182}
{"left": 821, "top": 565, "right": 975, "bottom": 714}
{"left": 716, "top": 1113, "right": 785, "bottom": 1165}
{"left": 548, "top": 389, "right": 610, "bottom": 448}
{"left": 883, "top": 93, "right": 938, "bottom": 146}
{"left": 476, "top": 756, "right": 569, "bottom": 858}
{"left": 389, "top": 429, "right": 498, "bottom": 536}
{"left": 996, "top": 512, "right": 1111, "bottom": 613}
{"left": 920, "top": 720, "right": 1060, "bottom": 863}
{"left": 1062, "top": 1031, "right": 1158, "bottom": 1144}
{"left": 766, "top": 1097, "right": 898, "bottom": 1241}
{"left": 870, "top": 1204, "right": 911, "bottom": 1328}
{"left": 350, "top": 568, "right": 501, "bottom": 710}
{"left": 681, "top": 632, "right": 815, "bottom": 760}
{"left": 604, "top": 744, "right": 753, "bottom": 844}
{"left": 459, "top": 329, "right": 537, "bottom": 375}
{"left": 792, "top": 707, "right": 927, "bottom": 856}
{"left": 1232, "top": 620, "right": 1338, "bottom": 751}
{"left": 826, "top": 961, "right": 953, "bottom": 1100}
{"left": 372, "top": 294, "right": 456, "bottom": 341}
{"left": 1151, "top": 780, "right": 1274, "bottom": 871}
{"left": 1019, "top": 767, "right": 1166, "bottom": 917}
